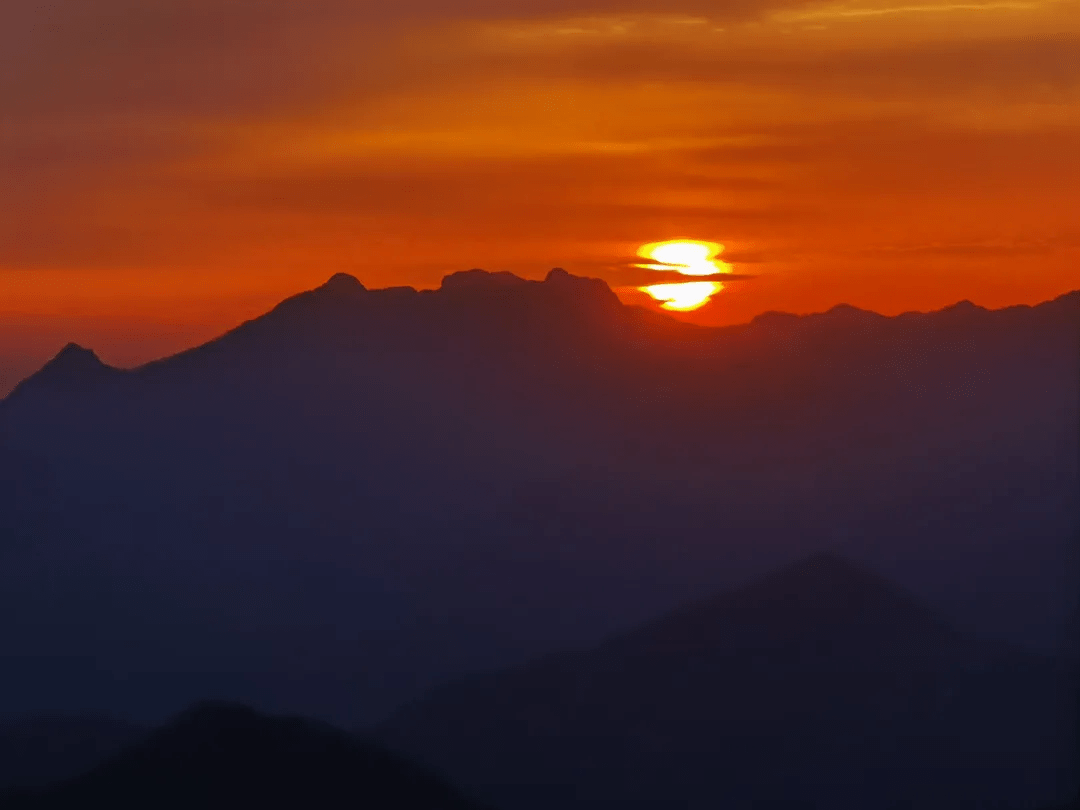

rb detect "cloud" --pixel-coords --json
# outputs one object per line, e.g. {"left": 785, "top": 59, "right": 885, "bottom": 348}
{"left": 611, "top": 267, "right": 758, "bottom": 285}
{"left": 0, "top": 0, "right": 1077, "bottom": 328}
{"left": 861, "top": 234, "right": 1080, "bottom": 259}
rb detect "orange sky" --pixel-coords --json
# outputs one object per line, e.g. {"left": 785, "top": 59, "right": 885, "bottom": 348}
{"left": 1, "top": 0, "right": 1078, "bottom": 392}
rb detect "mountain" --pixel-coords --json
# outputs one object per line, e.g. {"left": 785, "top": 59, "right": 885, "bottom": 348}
{"left": 0, "top": 703, "right": 489, "bottom": 810}
{"left": 0, "top": 715, "right": 143, "bottom": 793}
{"left": 0, "top": 269, "right": 1076, "bottom": 726}
{"left": 377, "top": 553, "right": 1078, "bottom": 810}
{"left": 4, "top": 344, "right": 123, "bottom": 404}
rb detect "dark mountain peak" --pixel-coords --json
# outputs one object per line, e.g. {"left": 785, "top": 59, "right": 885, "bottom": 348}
{"left": 544, "top": 266, "right": 594, "bottom": 289}
{"left": 942, "top": 299, "right": 984, "bottom": 313}
{"left": 437, "top": 267, "right": 621, "bottom": 315}
{"left": 726, "top": 550, "right": 940, "bottom": 623}
{"left": 171, "top": 700, "right": 259, "bottom": 728}
{"left": 319, "top": 272, "right": 366, "bottom": 294}
{"left": 763, "top": 549, "right": 885, "bottom": 588}
{"left": 307, "top": 272, "right": 367, "bottom": 304}
{"left": 542, "top": 267, "right": 621, "bottom": 306}
{"left": 4, "top": 343, "right": 119, "bottom": 404}
{"left": 821, "top": 302, "right": 885, "bottom": 322}
{"left": 440, "top": 269, "right": 529, "bottom": 290}
{"left": 611, "top": 551, "right": 961, "bottom": 659}
{"left": 55, "top": 342, "right": 98, "bottom": 360}
{"left": 379, "top": 555, "right": 1073, "bottom": 810}
{"left": 229, "top": 274, "right": 369, "bottom": 340}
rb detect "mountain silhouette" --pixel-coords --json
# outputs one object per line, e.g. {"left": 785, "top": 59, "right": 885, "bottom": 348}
{"left": 0, "top": 702, "right": 489, "bottom": 810}
{"left": 0, "top": 269, "right": 1075, "bottom": 727}
{"left": 378, "top": 553, "right": 1077, "bottom": 810}
{"left": 0, "top": 715, "right": 143, "bottom": 793}
{"left": 4, "top": 343, "right": 123, "bottom": 404}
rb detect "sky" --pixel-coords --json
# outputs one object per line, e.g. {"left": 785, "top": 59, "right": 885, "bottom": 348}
{"left": 1, "top": 0, "right": 1078, "bottom": 392}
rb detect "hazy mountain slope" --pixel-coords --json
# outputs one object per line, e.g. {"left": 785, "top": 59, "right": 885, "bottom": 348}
{"left": 0, "top": 703, "right": 489, "bottom": 810}
{"left": 378, "top": 553, "right": 1077, "bottom": 810}
{"left": 0, "top": 270, "right": 1075, "bottom": 724}
{"left": 0, "top": 715, "right": 143, "bottom": 793}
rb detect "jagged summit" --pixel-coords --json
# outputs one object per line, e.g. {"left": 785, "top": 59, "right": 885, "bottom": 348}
{"left": 440, "top": 269, "right": 528, "bottom": 290}
{"left": 542, "top": 267, "right": 622, "bottom": 308}
{"left": 435, "top": 267, "right": 621, "bottom": 315}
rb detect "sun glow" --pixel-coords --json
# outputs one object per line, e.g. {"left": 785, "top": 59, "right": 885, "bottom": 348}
{"left": 642, "top": 280, "right": 725, "bottom": 311}
{"left": 636, "top": 240, "right": 732, "bottom": 310}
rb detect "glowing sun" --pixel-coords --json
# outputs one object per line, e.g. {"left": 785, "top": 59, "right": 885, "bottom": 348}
{"left": 636, "top": 240, "right": 732, "bottom": 311}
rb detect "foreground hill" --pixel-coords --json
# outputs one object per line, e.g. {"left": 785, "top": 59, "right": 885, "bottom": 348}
{"left": 0, "top": 715, "right": 143, "bottom": 793}
{"left": 379, "top": 553, "right": 1077, "bottom": 810}
{"left": 0, "top": 703, "right": 488, "bottom": 810}
{"left": 0, "top": 269, "right": 1076, "bottom": 723}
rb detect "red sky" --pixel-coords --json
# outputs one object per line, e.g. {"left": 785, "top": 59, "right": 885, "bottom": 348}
{"left": 1, "top": 0, "right": 1078, "bottom": 393}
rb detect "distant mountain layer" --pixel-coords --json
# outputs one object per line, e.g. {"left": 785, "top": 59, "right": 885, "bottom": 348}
{"left": 0, "top": 703, "right": 488, "bottom": 810}
{"left": 0, "top": 270, "right": 1076, "bottom": 725}
{"left": 378, "top": 553, "right": 1078, "bottom": 810}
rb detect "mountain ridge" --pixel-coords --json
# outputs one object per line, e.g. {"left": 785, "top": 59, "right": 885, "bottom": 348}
{"left": 0, "top": 267, "right": 1074, "bottom": 727}
{"left": 4, "top": 270, "right": 1075, "bottom": 404}
{"left": 378, "top": 552, "right": 1077, "bottom": 810}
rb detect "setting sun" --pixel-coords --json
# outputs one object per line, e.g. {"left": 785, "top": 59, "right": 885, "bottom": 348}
{"left": 637, "top": 240, "right": 732, "bottom": 311}
{"left": 637, "top": 240, "right": 731, "bottom": 276}
{"left": 642, "top": 280, "right": 725, "bottom": 311}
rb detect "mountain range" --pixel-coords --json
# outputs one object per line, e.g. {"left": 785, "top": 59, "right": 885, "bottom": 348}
{"left": 378, "top": 552, "right": 1077, "bottom": 809}
{"left": 1, "top": 554, "right": 1073, "bottom": 808}
{"left": 0, "top": 268, "right": 1076, "bottom": 726}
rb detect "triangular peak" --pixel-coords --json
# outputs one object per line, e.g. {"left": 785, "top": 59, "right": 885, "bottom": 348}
{"left": 52, "top": 342, "right": 104, "bottom": 364}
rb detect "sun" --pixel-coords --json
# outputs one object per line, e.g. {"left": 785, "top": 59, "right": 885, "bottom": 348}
{"left": 642, "top": 281, "right": 725, "bottom": 311}
{"left": 637, "top": 240, "right": 730, "bottom": 276}
{"left": 636, "top": 240, "right": 732, "bottom": 310}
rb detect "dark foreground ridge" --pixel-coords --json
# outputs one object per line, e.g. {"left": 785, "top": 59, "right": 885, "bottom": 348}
{"left": 378, "top": 552, "right": 1077, "bottom": 810}
{"left": 0, "top": 702, "right": 489, "bottom": 810}
{"left": 0, "top": 715, "right": 143, "bottom": 793}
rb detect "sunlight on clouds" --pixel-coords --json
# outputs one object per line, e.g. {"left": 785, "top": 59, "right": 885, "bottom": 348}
{"left": 771, "top": 0, "right": 1078, "bottom": 29}
{"left": 784, "top": 1, "right": 1041, "bottom": 19}
{"left": 2, "top": 0, "right": 1076, "bottom": 330}
{"left": 465, "top": 14, "right": 725, "bottom": 47}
